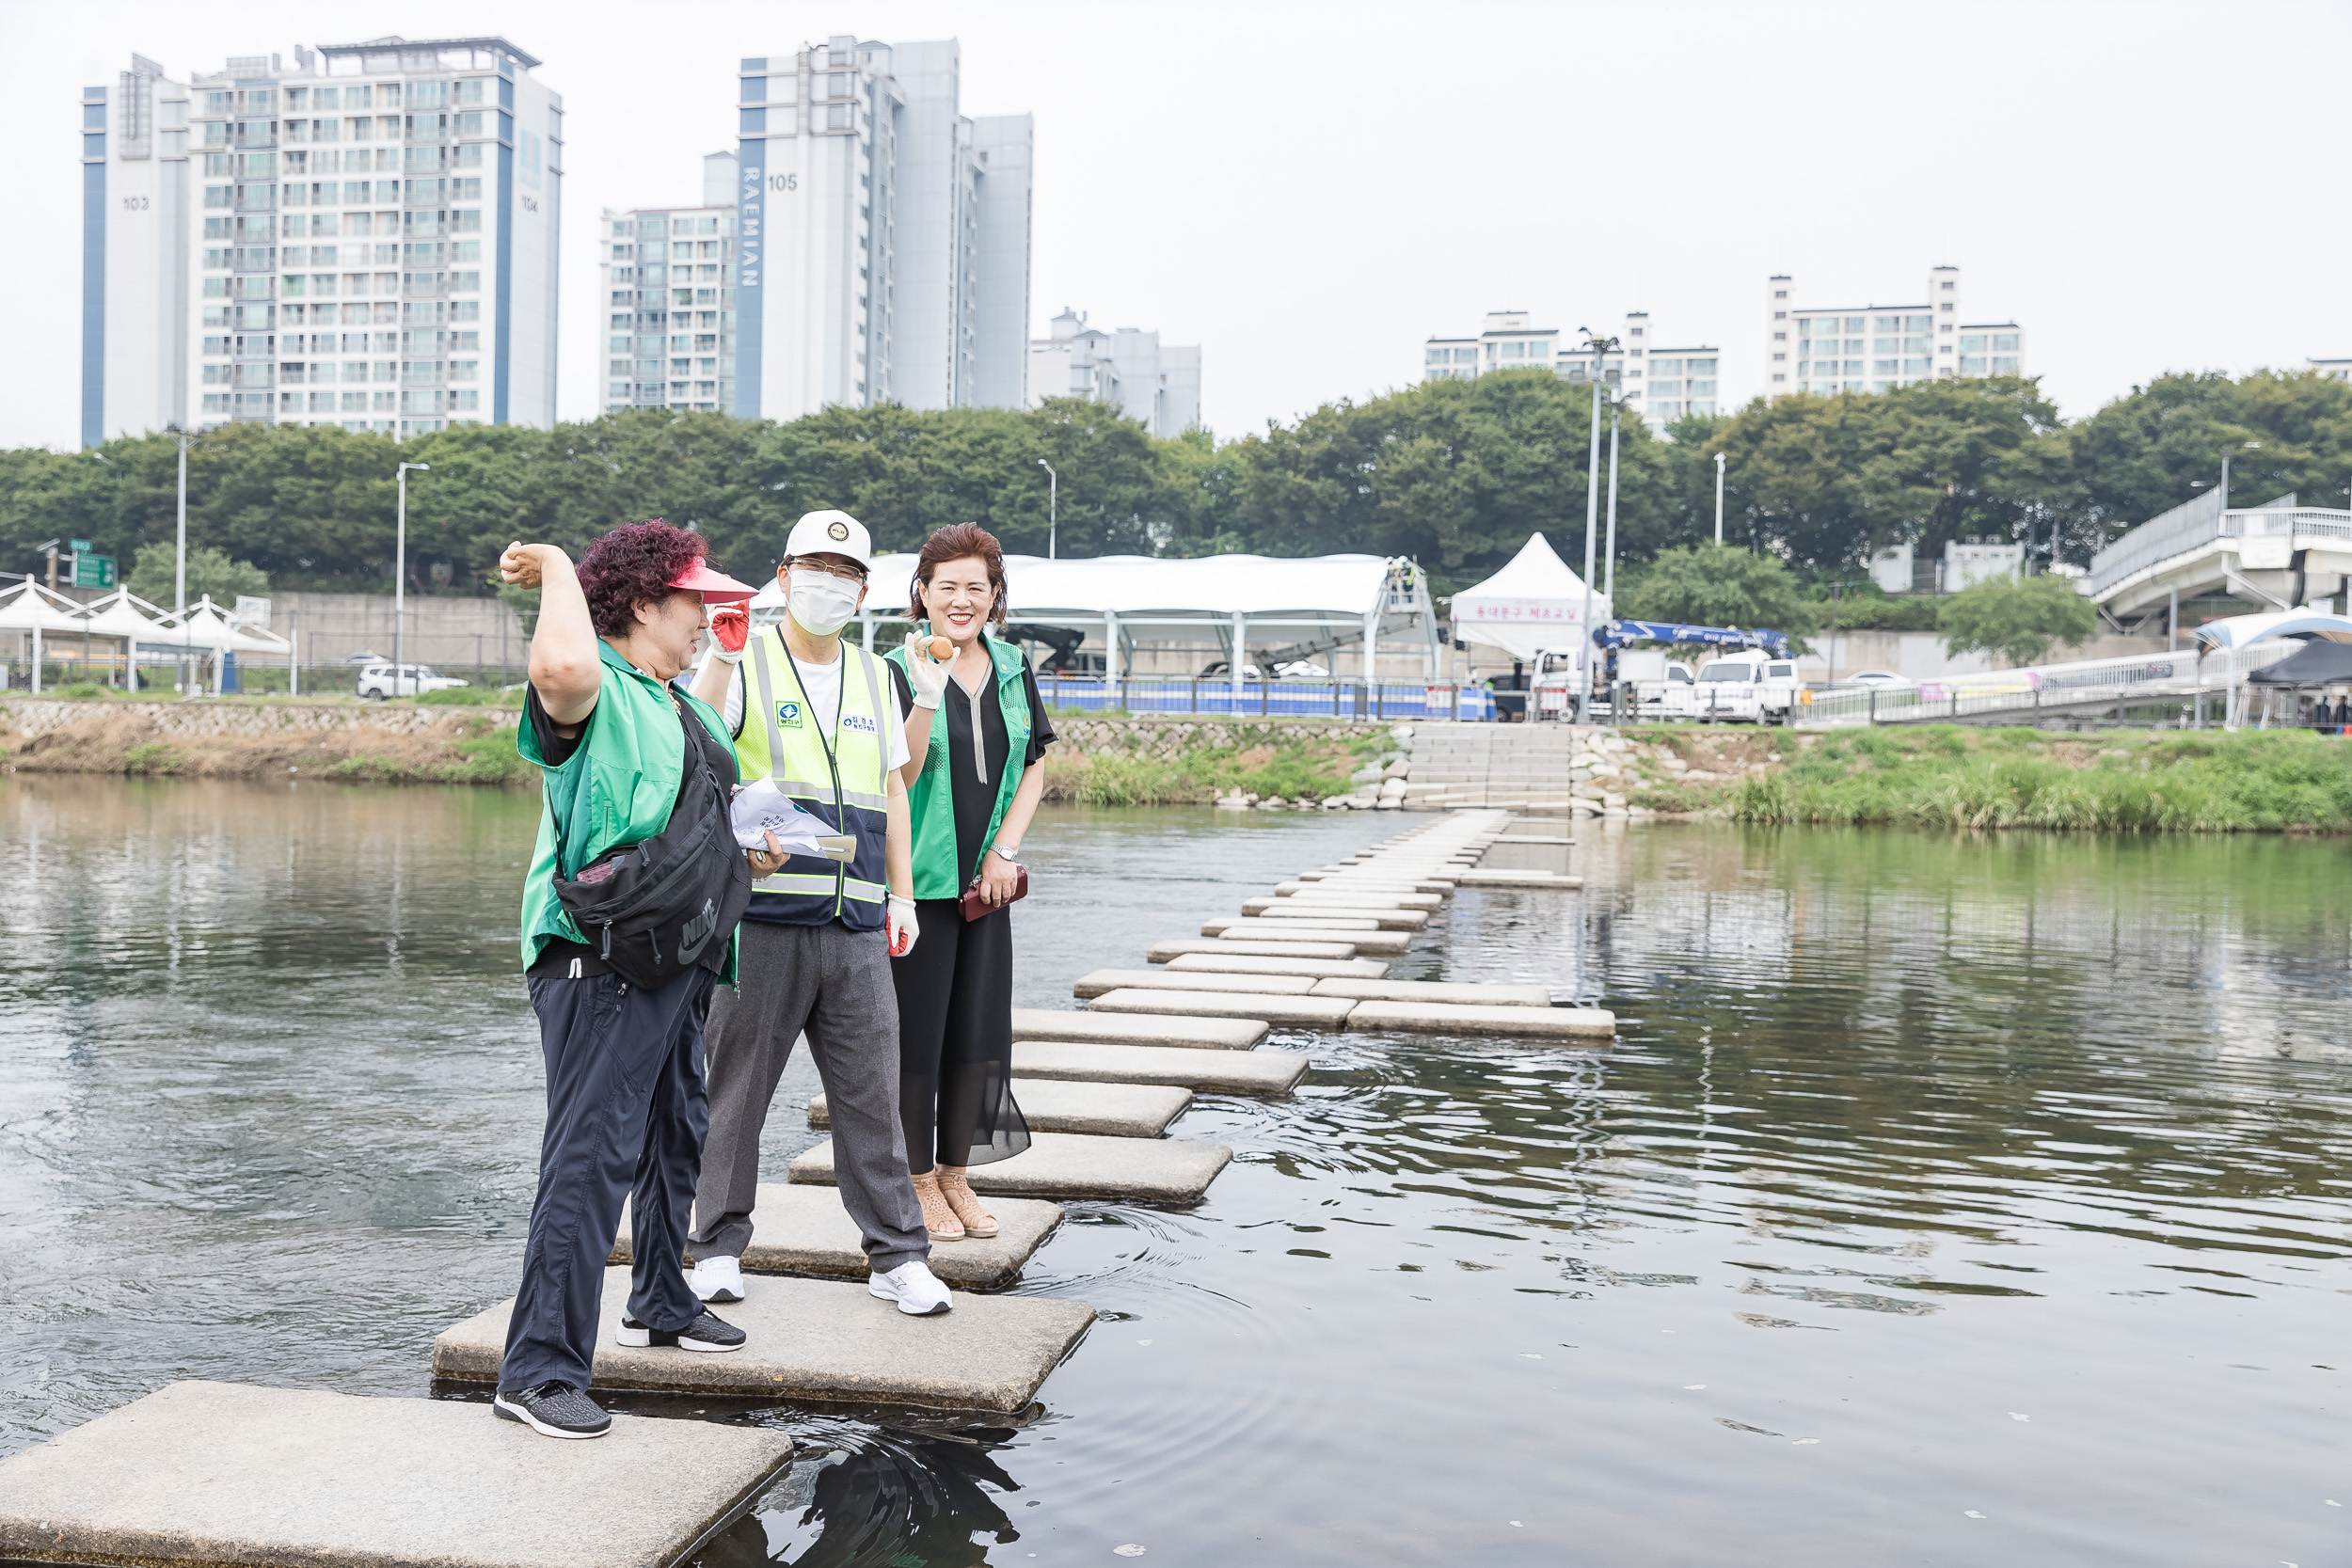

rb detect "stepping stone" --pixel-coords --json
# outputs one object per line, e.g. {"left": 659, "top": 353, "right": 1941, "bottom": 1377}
{"left": 792, "top": 1131, "right": 1232, "bottom": 1204}
{"left": 1309, "top": 977, "right": 1553, "bottom": 1007}
{"left": 1203, "top": 913, "right": 1379, "bottom": 934}
{"left": 811, "top": 1078, "right": 1191, "bottom": 1138}
{"left": 1276, "top": 879, "right": 1448, "bottom": 896}
{"left": 1200, "top": 922, "right": 1410, "bottom": 955}
{"left": 1165, "top": 952, "right": 1388, "bottom": 979}
{"left": 1009, "top": 1006, "right": 1266, "bottom": 1050}
{"left": 1283, "top": 889, "right": 1445, "bottom": 909}
{"left": 1250, "top": 903, "right": 1428, "bottom": 929}
{"left": 1147, "top": 937, "right": 1359, "bottom": 963}
{"left": 610, "top": 1182, "right": 1062, "bottom": 1289}
{"left": 436, "top": 1270, "right": 1093, "bottom": 1415}
{"left": 1073, "top": 966, "right": 1315, "bottom": 999}
{"left": 1345, "top": 999, "right": 1616, "bottom": 1038}
{"left": 0, "top": 1380, "right": 793, "bottom": 1568}
{"left": 1454, "top": 870, "right": 1584, "bottom": 888}
{"left": 1013, "top": 1039, "right": 1309, "bottom": 1096}
{"left": 1089, "top": 987, "right": 1357, "bottom": 1029}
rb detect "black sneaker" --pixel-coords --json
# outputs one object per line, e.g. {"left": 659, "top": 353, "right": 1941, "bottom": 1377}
{"left": 616, "top": 1307, "right": 747, "bottom": 1354}
{"left": 493, "top": 1381, "right": 612, "bottom": 1439}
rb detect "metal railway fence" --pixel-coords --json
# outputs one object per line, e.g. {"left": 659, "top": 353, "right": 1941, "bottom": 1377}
{"left": 1038, "top": 674, "right": 1497, "bottom": 722}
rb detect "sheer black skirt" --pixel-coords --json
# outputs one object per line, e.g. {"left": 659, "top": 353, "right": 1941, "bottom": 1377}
{"left": 889, "top": 897, "right": 1030, "bottom": 1172}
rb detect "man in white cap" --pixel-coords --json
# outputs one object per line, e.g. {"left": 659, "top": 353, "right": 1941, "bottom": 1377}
{"left": 685, "top": 510, "right": 957, "bottom": 1317}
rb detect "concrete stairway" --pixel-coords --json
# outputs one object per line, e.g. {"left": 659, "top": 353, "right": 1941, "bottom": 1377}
{"left": 1404, "top": 722, "right": 1591, "bottom": 810}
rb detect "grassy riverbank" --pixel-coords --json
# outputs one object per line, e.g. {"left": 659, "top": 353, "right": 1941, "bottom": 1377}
{"left": 1041, "top": 721, "right": 1390, "bottom": 806}
{"left": 1734, "top": 726, "right": 2352, "bottom": 832}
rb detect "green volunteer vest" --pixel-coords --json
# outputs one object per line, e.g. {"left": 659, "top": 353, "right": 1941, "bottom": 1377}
{"left": 884, "top": 627, "right": 1031, "bottom": 901}
{"left": 735, "top": 627, "right": 893, "bottom": 930}
{"left": 516, "top": 640, "right": 738, "bottom": 981}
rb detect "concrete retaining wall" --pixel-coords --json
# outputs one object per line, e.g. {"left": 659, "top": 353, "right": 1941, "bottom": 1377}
{"left": 1049, "top": 716, "right": 1394, "bottom": 757}
{"left": 0, "top": 697, "right": 512, "bottom": 742}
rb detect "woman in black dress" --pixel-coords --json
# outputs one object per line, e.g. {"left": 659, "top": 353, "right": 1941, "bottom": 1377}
{"left": 884, "top": 523, "right": 1054, "bottom": 1240}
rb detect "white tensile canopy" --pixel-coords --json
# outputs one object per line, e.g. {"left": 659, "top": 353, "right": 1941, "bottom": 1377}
{"left": 743, "top": 551, "right": 1437, "bottom": 685}
{"left": 80, "top": 587, "right": 174, "bottom": 643}
{"left": 1448, "top": 532, "right": 1611, "bottom": 666}
{"left": 2192, "top": 609, "right": 2352, "bottom": 652}
{"left": 0, "top": 582, "right": 90, "bottom": 694}
{"left": 151, "top": 595, "right": 294, "bottom": 656}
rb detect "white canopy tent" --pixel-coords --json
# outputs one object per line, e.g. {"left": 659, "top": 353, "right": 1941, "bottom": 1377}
{"left": 746, "top": 551, "right": 1438, "bottom": 698}
{"left": 1448, "top": 532, "right": 1611, "bottom": 669}
{"left": 0, "top": 581, "right": 91, "bottom": 693}
{"left": 2192, "top": 609, "right": 2352, "bottom": 653}
{"left": 147, "top": 596, "right": 294, "bottom": 696}
{"left": 77, "top": 588, "right": 173, "bottom": 689}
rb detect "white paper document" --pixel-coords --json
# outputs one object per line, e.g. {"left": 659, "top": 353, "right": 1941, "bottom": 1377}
{"left": 729, "top": 780, "right": 834, "bottom": 857}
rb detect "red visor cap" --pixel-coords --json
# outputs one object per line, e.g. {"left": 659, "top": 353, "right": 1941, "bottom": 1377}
{"left": 669, "top": 560, "right": 759, "bottom": 602}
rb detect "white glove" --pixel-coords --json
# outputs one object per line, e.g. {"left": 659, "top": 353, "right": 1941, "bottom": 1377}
{"left": 886, "top": 894, "right": 920, "bottom": 958}
{"left": 900, "top": 631, "right": 951, "bottom": 711}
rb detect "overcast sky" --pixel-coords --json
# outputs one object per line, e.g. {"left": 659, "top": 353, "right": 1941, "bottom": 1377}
{"left": 9, "top": 0, "right": 2346, "bottom": 451}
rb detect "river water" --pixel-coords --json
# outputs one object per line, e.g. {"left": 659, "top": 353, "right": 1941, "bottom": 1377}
{"left": 3, "top": 775, "right": 2349, "bottom": 1566}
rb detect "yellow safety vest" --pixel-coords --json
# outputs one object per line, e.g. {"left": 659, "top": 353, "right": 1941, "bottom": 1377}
{"left": 736, "top": 629, "right": 892, "bottom": 930}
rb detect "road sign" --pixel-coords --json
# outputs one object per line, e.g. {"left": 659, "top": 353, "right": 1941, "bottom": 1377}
{"left": 72, "top": 554, "right": 116, "bottom": 589}
{"left": 68, "top": 538, "right": 91, "bottom": 554}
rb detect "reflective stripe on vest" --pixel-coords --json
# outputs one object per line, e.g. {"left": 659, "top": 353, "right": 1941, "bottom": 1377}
{"left": 740, "top": 631, "right": 892, "bottom": 927}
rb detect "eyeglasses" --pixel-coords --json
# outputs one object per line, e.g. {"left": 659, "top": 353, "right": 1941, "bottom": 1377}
{"left": 787, "top": 558, "right": 866, "bottom": 583}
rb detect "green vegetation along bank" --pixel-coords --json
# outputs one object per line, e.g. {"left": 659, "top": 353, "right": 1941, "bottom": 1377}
{"left": 1732, "top": 726, "right": 2352, "bottom": 832}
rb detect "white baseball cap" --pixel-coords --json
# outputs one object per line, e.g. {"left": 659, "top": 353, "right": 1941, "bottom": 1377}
{"left": 785, "top": 509, "right": 872, "bottom": 570}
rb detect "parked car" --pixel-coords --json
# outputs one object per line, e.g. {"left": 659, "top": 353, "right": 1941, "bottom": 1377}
{"left": 1692, "top": 653, "right": 1803, "bottom": 722}
{"left": 1832, "top": 669, "right": 1914, "bottom": 689}
{"left": 357, "top": 662, "right": 469, "bottom": 700}
{"left": 342, "top": 651, "right": 389, "bottom": 666}
{"left": 1200, "top": 660, "right": 1264, "bottom": 679}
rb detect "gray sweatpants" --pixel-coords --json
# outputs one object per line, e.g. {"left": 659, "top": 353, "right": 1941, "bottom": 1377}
{"left": 690, "top": 918, "right": 930, "bottom": 1272}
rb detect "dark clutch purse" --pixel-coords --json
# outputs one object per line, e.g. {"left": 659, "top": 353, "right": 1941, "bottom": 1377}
{"left": 961, "top": 864, "right": 1029, "bottom": 921}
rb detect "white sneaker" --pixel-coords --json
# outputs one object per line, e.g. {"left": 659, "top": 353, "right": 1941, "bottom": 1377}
{"left": 689, "top": 1254, "right": 745, "bottom": 1304}
{"left": 868, "top": 1259, "right": 954, "bottom": 1316}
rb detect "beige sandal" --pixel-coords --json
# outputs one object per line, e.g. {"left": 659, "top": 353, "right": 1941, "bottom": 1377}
{"left": 936, "top": 1165, "right": 999, "bottom": 1238}
{"left": 909, "top": 1169, "right": 965, "bottom": 1241}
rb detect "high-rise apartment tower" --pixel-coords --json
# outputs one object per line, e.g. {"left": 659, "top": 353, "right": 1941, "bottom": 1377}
{"left": 81, "top": 36, "right": 561, "bottom": 446}
{"left": 600, "top": 152, "right": 740, "bottom": 414}
{"left": 732, "top": 37, "right": 1031, "bottom": 421}
{"left": 1766, "top": 267, "right": 2024, "bottom": 397}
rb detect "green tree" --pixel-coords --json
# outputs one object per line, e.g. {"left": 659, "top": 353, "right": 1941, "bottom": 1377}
{"left": 1616, "top": 544, "right": 1821, "bottom": 640}
{"left": 1936, "top": 573, "right": 2097, "bottom": 667}
{"left": 126, "top": 541, "right": 268, "bottom": 609}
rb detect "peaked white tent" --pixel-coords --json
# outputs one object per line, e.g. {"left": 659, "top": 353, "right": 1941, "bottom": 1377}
{"left": 0, "top": 581, "right": 91, "bottom": 693}
{"left": 1448, "top": 532, "right": 1610, "bottom": 665}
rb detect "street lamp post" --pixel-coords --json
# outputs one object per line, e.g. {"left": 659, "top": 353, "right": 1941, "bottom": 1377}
{"left": 1037, "top": 459, "right": 1058, "bottom": 561}
{"left": 1713, "top": 451, "right": 1727, "bottom": 545}
{"left": 395, "top": 462, "right": 430, "bottom": 689}
{"left": 1602, "top": 393, "right": 1623, "bottom": 604}
{"left": 1577, "top": 329, "right": 1618, "bottom": 722}
{"left": 2219, "top": 439, "right": 2261, "bottom": 513}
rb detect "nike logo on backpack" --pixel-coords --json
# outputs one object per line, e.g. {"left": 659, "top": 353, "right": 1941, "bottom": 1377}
{"left": 676, "top": 897, "right": 719, "bottom": 964}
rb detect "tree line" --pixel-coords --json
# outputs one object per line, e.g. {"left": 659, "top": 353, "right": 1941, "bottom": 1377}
{"left": 3, "top": 369, "right": 2347, "bottom": 609}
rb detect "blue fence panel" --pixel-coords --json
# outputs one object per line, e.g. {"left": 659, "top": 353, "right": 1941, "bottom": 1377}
{"left": 1032, "top": 676, "right": 1499, "bottom": 721}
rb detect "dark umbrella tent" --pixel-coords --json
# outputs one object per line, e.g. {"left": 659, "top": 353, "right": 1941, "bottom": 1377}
{"left": 2247, "top": 637, "right": 2352, "bottom": 728}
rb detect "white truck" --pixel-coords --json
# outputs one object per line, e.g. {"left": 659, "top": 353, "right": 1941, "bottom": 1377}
{"left": 1691, "top": 652, "right": 1803, "bottom": 723}
{"left": 1619, "top": 647, "right": 1699, "bottom": 720}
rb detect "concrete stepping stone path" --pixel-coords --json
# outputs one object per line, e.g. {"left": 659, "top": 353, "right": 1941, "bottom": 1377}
{"left": 1012, "top": 1039, "right": 1310, "bottom": 1096}
{"left": 1246, "top": 904, "right": 1430, "bottom": 929}
{"left": 791, "top": 1131, "right": 1233, "bottom": 1205}
{"left": 1009, "top": 1006, "right": 1267, "bottom": 1050}
{"left": 1454, "top": 869, "right": 1583, "bottom": 888}
{"left": 0, "top": 1380, "right": 793, "bottom": 1568}
{"left": 1163, "top": 952, "right": 1388, "bottom": 979}
{"left": 436, "top": 1270, "right": 1093, "bottom": 1415}
{"left": 1073, "top": 966, "right": 1316, "bottom": 998}
{"left": 1089, "top": 986, "right": 1359, "bottom": 1030}
{"left": 811, "top": 1078, "right": 1192, "bottom": 1139}
{"left": 610, "top": 1183, "right": 1062, "bottom": 1290}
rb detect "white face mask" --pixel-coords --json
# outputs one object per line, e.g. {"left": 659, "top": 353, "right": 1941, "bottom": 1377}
{"left": 787, "top": 569, "right": 863, "bottom": 637}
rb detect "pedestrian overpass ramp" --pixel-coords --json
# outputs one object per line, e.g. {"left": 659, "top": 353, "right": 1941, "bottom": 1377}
{"left": 2082, "top": 491, "right": 2352, "bottom": 621}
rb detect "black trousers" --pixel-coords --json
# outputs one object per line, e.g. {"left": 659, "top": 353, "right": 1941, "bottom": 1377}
{"left": 501, "top": 966, "right": 714, "bottom": 1394}
{"left": 889, "top": 898, "right": 1029, "bottom": 1172}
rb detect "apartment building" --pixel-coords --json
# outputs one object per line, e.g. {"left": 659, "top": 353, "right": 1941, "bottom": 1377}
{"left": 1422, "top": 310, "right": 1715, "bottom": 426}
{"left": 81, "top": 36, "right": 560, "bottom": 445}
{"left": 1765, "top": 267, "right": 2023, "bottom": 396}
{"left": 1029, "top": 308, "right": 1200, "bottom": 436}
{"left": 600, "top": 153, "right": 739, "bottom": 414}
{"left": 732, "top": 37, "right": 1031, "bottom": 421}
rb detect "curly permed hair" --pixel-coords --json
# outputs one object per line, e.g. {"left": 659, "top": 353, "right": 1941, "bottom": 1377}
{"left": 577, "top": 519, "right": 706, "bottom": 638}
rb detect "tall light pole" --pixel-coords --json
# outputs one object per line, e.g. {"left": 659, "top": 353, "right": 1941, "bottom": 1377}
{"left": 1602, "top": 393, "right": 1623, "bottom": 603}
{"left": 1577, "top": 329, "right": 1617, "bottom": 722}
{"left": 166, "top": 424, "right": 192, "bottom": 693}
{"left": 395, "top": 462, "right": 429, "bottom": 686}
{"left": 1713, "top": 451, "right": 1727, "bottom": 545}
{"left": 2219, "top": 439, "right": 2261, "bottom": 513}
{"left": 1037, "top": 458, "right": 1058, "bottom": 561}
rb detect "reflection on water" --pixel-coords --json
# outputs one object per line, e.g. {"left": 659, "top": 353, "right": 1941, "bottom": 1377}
{"left": 5, "top": 779, "right": 2352, "bottom": 1565}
